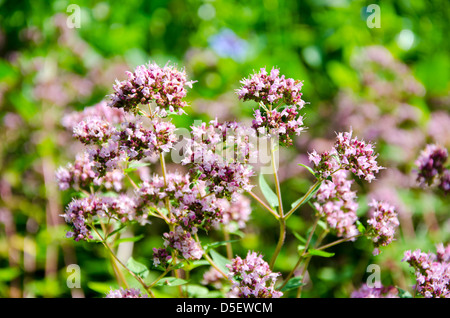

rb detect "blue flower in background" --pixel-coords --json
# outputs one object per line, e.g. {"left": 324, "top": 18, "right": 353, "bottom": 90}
{"left": 208, "top": 28, "right": 249, "bottom": 62}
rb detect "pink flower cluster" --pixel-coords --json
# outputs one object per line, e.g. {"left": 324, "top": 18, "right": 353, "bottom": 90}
{"left": 73, "top": 117, "right": 115, "bottom": 145}
{"left": 252, "top": 107, "right": 305, "bottom": 146}
{"left": 152, "top": 248, "right": 172, "bottom": 268}
{"left": 162, "top": 226, "right": 203, "bottom": 261}
{"left": 217, "top": 193, "right": 252, "bottom": 232}
{"left": 313, "top": 170, "right": 359, "bottom": 239}
{"left": 61, "top": 100, "right": 130, "bottom": 130}
{"left": 227, "top": 251, "right": 283, "bottom": 298}
{"left": 236, "top": 67, "right": 305, "bottom": 108}
{"left": 108, "top": 62, "right": 196, "bottom": 116}
{"left": 56, "top": 152, "right": 123, "bottom": 191}
{"left": 351, "top": 283, "right": 398, "bottom": 298}
{"left": 106, "top": 287, "right": 148, "bottom": 298}
{"left": 137, "top": 172, "right": 224, "bottom": 232}
{"left": 308, "top": 130, "right": 382, "bottom": 182}
{"left": 62, "top": 194, "right": 147, "bottom": 241}
{"left": 366, "top": 200, "right": 399, "bottom": 256}
{"left": 202, "top": 267, "right": 225, "bottom": 289}
{"left": 71, "top": 117, "right": 177, "bottom": 176}
{"left": 181, "top": 119, "right": 257, "bottom": 199}
{"left": 402, "top": 243, "right": 450, "bottom": 298}
{"left": 116, "top": 119, "right": 177, "bottom": 161}
{"left": 415, "top": 144, "right": 449, "bottom": 193}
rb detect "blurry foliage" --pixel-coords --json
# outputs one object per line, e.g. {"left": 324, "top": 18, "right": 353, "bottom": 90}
{"left": 0, "top": 0, "right": 448, "bottom": 298}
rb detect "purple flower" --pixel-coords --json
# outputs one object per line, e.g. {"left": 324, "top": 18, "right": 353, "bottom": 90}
{"left": 117, "top": 119, "right": 177, "bottom": 160}
{"left": 309, "top": 130, "right": 383, "bottom": 182}
{"left": 351, "top": 283, "right": 398, "bottom": 298}
{"left": 227, "top": 251, "right": 283, "bottom": 298}
{"left": 108, "top": 62, "right": 196, "bottom": 116}
{"left": 56, "top": 152, "right": 124, "bottom": 191}
{"left": 162, "top": 226, "right": 203, "bottom": 261}
{"left": 313, "top": 170, "right": 359, "bottom": 239}
{"left": 236, "top": 67, "right": 305, "bottom": 108}
{"left": 61, "top": 100, "right": 131, "bottom": 130}
{"left": 208, "top": 28, "right": 248, "bottom": 62}
{"left": 415, "top": 144, "right": 448, "bottom": 188}
{"left": 402, "top": 244, "right": 450, "bottom": 298}
{"left": 106, "top": 287, "right": 148, "bottom": 298}
{"left": 252, "top": 107, "right": 305, "bottom": 146}
{"left": 73, "top": 117, "right": 116, "bottom": 145}
{"left": 62, "top": 194, "right": 148, "bottom": 241}
{"left": 217, "top": 193, "right": 252, "bottom": 232}
{"left": 366, "top": 200, "right": 399, "bottom": 255}
{"left": 181, "top": 119, "right": 257, "bottom": 199}
{"left": 152, "top": 248, "right": 172, "bottom": 268}
{"left": 137, "top": 172, "right": 224, "bottom": 232}
{"left": 202, "top": 267, "right": 226, "bottom": 289}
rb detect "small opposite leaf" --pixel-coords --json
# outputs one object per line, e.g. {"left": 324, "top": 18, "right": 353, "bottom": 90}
{"left": 209, "top": 250, "right": 230, "bottom": 274}
{"left": 290, "top": 181, "right": 322, "bottom": 210}
{"left": 292, "top": 231, "right": 306, "bottom": 243}
{"left": 126, "top": 257, "right": 150, "bottom": 279}
{"left": 259, "top": 174, "right": 279, "bottom": 208}
{"left": 298, "top": 163, "right": 317, "bottom": 177}
{"left": 124, "top": 161, "right": 151, "bottom": 173}
{"left": 396, "top": 287, "right": 413, "bottom": 298}
{"left": 204, "top": 240, "right": 240, "bottom": 252}
{"left": 356, "top": 220, "right": 366, "bottom": 234}
{"left": 113, "top": 234, "right": 144, "bottom": 247}
{"left": 281, "top": 277, "right": 304, "bottom": 292}
{"left": 307, "top": 249, "right": 335, "bottom": 258}
{"left": 155, "top": 277, "right": 188, "bottom": 287}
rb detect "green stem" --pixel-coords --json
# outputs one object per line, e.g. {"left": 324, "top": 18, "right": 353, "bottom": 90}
{"left": 247, "top": 191, "right": 279, "bottom": 219}
{"left": 285, "top": 180, "right": 321, "bottom": 219}
{"left": 90, "top": 226, "right": 155, "bottom": 298}
{"left": 279, "top": 216, "right": 320, "bottom": 289}
{"left": 269, "top": 218, "right": 286, "bottom": 269}
{"left": 270, "top": 139, "right": 284, "bottom": 217}
{"left": 296, "top": 229, "right": 328, "bottom": 298}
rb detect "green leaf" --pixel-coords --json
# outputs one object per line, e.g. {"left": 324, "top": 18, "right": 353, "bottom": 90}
{"left": 184, "top": 284, "right": 209, "bottom": 298}
{"left": 126, "top": 257, "right": 150, "bottom": 279}
{"left": 124, "top": 161, "right": 151, "bottom": 173}
{"left": 259, "top": 173, "right": 279, "bottom": 208}
{"left": 209, "top": 250, "right": 230, "bottom": 274}
{"left": 290, "top": 181, "right": 322, "bottom": 210}
{"left": 281, "top": 277, "right": 304, "bottom": 292}
{"left": 183, "top": 260, "right": 211, "bottom": 271}
{"left": 298, "top": 163, "right": 316, "bottom": 177}
{"left": 204, "top": 240, "right": 240, "bottom": 252}
{"left": 397, "top": 287, "right": 413, "bottom": 298}
{"left": 106, "top": 224, "right": 126, "bottom": 239}
{"left": 0, "top": 268, "right": 21, "bottom": 282}
{"left": 87, "top": 282, "right": 116, "bottom": 295}
{"left": 155, "top": 277, "right": 188, "bottom": 287}
{"left": 356, "top": 220, "right": 366, "bottom": 234}
{"left": 307, "top": 249, "right": 335, "bottom": 258}
{"left": 113, "top": 234, "right": 144, "bottom": 247}
{"left": 292, "top": 231, "right": 306, "bottom": 243}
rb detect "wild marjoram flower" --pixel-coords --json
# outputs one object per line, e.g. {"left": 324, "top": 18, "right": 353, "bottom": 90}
{"left": 313, "top": 170, "right": 359, "bottom": 240}
{"left": 106, "top": 287, "right": 148, "bottom": 298}
{"left": 366, "top": 200, "right": 399, "bottom": 256}
{"left": 415, "top": 144, "right": 449, "bottom": 194}
{"left": 308, "top": 129, "right": 383, "bottom": 182}
{"left": 108, "top": 62, "right": 196, "bottom": 116}
{"left": 227, "top": 251, "right": 283, "bottom": 298}
{"left": 236, "top": 67, "right": 306, "bottom": 146}
{"left": 402, "top": 243, "right": 450, "bottom": 298}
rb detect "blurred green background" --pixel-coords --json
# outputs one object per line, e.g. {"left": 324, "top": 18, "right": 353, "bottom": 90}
{"left": 0, "top": 0, "right": 448, "bottom": 298}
